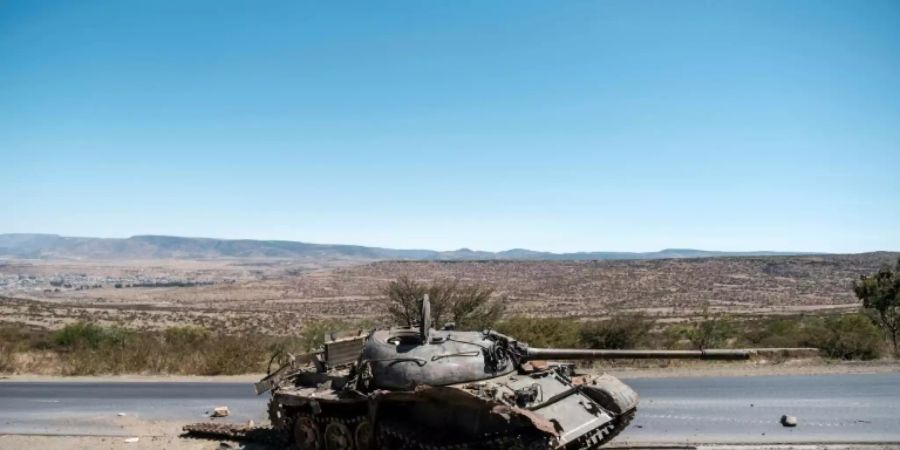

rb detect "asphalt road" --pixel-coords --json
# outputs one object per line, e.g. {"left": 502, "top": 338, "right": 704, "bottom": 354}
{"left": 621, "top": 373, "right": 900, "bottom": 444}
{"left": 1, "top": 373, "right": 898, "bottom": 444}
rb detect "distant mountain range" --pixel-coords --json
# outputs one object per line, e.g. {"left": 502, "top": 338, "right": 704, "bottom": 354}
{"left": 0, "top": 233, "right": 817, "bottom": 261}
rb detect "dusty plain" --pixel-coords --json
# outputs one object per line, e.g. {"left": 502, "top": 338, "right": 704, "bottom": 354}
{"left": 2, "top": 252, "right": 897, "bottom": 335}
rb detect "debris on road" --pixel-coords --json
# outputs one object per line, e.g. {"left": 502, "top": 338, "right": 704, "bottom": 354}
{"left": 117, "top": 412, "right": 127, "bottom": 417}
{"left": 123, "top": 437, "right": 139, "bottom": 443}
{"left": 211, "top": 406, "right": 230, "bottom": 418}
{"left": 780, "top": 414, "right": 798, "bottom": 427}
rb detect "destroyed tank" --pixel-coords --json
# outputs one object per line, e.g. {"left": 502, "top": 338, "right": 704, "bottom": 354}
{"left": 251, "top": 297, "right": 751, "bottom": 450}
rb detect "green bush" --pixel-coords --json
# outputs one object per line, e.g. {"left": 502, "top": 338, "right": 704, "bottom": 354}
{"left": 733, "top": 314, "right": 883, "bottom": 360}
{"left": 53, "top": 322, "right": 131, "bottom": 349}
{"left": 659, "top": 324, "right": 694, "bottom": 349}
{"left": 579, "top": 313, "right": 653, "bottom": 349}
{"left": 740, "top": 317, "right": 819, "bottom": 348}
{"left": 495, "top": 317, "right": 581, "bottom": 348}
{"left": 671, "top": 315, "right": 734, "bottom": 350}
{"left": 815, "top": 314, "right": 883, "bottom": 360}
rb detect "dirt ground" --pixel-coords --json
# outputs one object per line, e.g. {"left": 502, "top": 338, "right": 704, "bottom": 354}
{"left": 0, "top": 415, "right": 221, "bottom": 450}
{"left": 0, "top": 432, "right": 219, "bottom": 450}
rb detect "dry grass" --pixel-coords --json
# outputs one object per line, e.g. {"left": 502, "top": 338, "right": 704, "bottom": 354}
{"left": 0, "top": 321, "right": 359, "bottom": 376}
{"left": 0, "top": 312, "right": 888, "bottom": 376}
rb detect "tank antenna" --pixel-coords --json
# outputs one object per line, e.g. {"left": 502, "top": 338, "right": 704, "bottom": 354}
{"left": 420, "top": 294, "right": 431, "bottom": 342}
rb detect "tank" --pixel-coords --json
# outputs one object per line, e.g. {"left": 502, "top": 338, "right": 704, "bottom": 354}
{"left": 211, "top": 296, "right": 754, "bottom": 450}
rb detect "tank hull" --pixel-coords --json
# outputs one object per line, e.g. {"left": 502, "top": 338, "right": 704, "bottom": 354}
{"left": 267, "top": 362, "right": 637, "bottom": 450}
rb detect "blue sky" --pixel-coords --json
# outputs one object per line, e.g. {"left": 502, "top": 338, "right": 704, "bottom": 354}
{"left": 2, "top": 0, "right": 898, "bottom": 253}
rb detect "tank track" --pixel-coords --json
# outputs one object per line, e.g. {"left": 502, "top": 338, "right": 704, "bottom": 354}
{"left": 577, "top": 409, "right": 635, "bottom": 450}
{"left": 378, "top": 419, "right": 552, "bottom": 450}
{"left": 183, "top": 405, "right": 635, "bottom": 449}
{"left": 181, "top": 421, "right": 286, "bottom": 446}
{"left": 375, "top": 409, "right": 635, "bottom": 450}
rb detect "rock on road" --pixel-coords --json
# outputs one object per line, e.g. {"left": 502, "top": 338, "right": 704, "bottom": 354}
{"left": 0, "top": 373, "right": 898, "bottom": 446}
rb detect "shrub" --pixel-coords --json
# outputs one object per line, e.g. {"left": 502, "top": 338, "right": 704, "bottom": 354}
{"left": 53, "top": 322, "right": 131, "bottom": 349}
{"left": 659, "top": 324, "right": 694, "bottom": 349}
{"left": 579, "top": 313, "right": 654, "bottom": 349}
{"left": 680, "top": 315, "right": 734, "bottom": 350}
{"left": 740, "top": 317, "right": 819, "bottom": 348}
{"left": 494, "top": 317, "right": 581, "bottom": 348}
{"left": 815, "top": 314, "right": 883, "bottom": 360}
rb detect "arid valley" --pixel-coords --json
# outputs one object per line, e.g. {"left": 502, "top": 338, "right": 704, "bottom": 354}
{"left": 2, "top": 251, "right": 896, "bottom": 335}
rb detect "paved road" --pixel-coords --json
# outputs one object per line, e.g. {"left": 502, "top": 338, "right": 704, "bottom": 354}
{"left": 1, "top": 373, "right": 898, "bottom": 444}
{"left": 620, "top": 373, "right": 900, "bottom": 444}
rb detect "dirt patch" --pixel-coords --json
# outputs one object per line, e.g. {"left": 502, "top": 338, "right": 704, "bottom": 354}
{"left": 0, "top": 418, "right": 221, "bottom": 450}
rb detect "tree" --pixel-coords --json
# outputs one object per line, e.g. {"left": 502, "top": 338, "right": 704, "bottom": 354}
{"left": 854, "top": 258, "right": 900, "bottom": 354}
{"left": 383, "top": 276, "right": 426, "bottom": 327}
{"left": 383, "top": 277, "right": 505, "bottom": 330}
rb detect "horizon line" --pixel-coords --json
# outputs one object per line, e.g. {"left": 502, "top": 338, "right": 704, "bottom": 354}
{"left": 0, "top": 231, "right": 866, "bottom": 255}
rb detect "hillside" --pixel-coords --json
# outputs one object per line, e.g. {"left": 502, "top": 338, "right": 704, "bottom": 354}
{"left": 2, "top": 252, "right": 896, "bottom": 335}
{"left": 0, "top": 233, "right": 813, "bottom": 262}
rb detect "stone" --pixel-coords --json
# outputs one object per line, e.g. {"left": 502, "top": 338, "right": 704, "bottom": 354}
{"left": 211, "top": 406, "right": 230, "bottom": 418}
{"left": 124, "top": 437, "right": 139, "bottom": 443}
{"left": 780, "top": 415, "right": 797, "bottom": 427}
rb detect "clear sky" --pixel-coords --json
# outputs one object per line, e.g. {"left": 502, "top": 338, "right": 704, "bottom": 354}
{"left": 2, "top": 0, "right": 898, "bottom": 253}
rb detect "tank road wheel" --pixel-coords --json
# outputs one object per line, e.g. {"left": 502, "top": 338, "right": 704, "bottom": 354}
{"left": 293, "top": 416, "right": 322, "bottom": 450}
{"left": 354, "top": 419, "right": 372, "bottom": 450}
{"left": 323, "top": 421, "right": 354, "bottom": 450}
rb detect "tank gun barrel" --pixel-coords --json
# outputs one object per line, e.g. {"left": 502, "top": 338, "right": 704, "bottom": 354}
{"left": 524, "top": 348, "right": 752, "bottom": 361}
